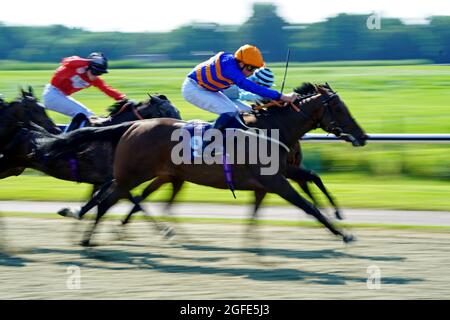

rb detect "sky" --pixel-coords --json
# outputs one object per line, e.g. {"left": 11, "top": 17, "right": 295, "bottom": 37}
{"left": 1, "top": 0, "right": 450, "bottom": 32}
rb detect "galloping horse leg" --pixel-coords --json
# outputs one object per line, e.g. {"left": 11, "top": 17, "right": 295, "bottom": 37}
{"left": 123, "top": 193, "right": 175, "bottom": 240}
{"left": 250, "top": 189, "right": 267, "bottom": 223}
{"left": 297, "top": 179, "right": 320, "bottom": 206}
{"left": 259, "top": 174, "right": 354, "bottom": 243}
{"left": 121, "top": 176, "right": 184, "bottom": 225}
{"left": 58, "top": 180, "right": 115, "bottom": 219}
{"left": 286, "top": 166, "right": 343, "bottom": 220}
{"left": 164, "top": 178, "right": 184, "bottom": 214}
{"left": 245, "top": 189, "right": 267, "bottom": 240}
{"left": 81, "top": 186, "right": 122, "bottom": 247}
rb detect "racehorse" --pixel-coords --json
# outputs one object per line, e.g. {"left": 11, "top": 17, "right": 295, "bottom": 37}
{"left": 0, "top": 89, "right": 62, "bottom": 178}
{"left": 56, "top": 83, "right": 368, "bottom": 246}
{"left": 20, "top": 87, "right": 181, "bottom": 130}
{"left": 119, "top": 83, "right": 346, "bottom": 228}
{"left": 4, "top": 87, "right": 342, "bottom": 216}
{"left": 0, "top": 92, "right": 182, "bottom": 237}
{"left": 0, "top": 89, "right": 181, "bottom": 179}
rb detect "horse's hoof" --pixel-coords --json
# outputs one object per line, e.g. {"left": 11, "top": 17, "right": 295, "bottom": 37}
{"left": 335, "top": 210, "right": 345, "bottom": 220}
{"left": 58, "top": 208, "right": 81, "bottom": 220}
{"left": 58, "top": 208, "right": 71, "bottom": 217}
{"left": 343, "top": 234, "right": 356, "bottom": 243}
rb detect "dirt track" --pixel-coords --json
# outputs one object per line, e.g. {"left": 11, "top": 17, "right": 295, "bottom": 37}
{"left": 1, "top": 217, "right": 449, "bottom": 299}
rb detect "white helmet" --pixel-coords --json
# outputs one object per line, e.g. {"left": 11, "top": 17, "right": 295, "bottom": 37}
{"left": 248, "top": 68, "right": 276, "bottom": 87}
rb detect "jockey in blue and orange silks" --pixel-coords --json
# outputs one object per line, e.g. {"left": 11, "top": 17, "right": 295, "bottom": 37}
{"left": 182, "top": 44, "right": 297, "bottom": 129}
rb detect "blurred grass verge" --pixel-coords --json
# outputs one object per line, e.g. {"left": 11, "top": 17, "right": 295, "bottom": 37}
{"left": 0, "top": 171, "right": 448, "bottom": 211}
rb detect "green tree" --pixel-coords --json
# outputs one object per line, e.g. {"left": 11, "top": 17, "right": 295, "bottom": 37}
{"left": 238, "top": 3, "right": 288, "bottom": 61}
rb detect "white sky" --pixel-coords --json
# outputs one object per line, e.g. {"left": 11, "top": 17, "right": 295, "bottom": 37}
{"left": 1, "top": 0, "right": 449, "bottom": 32}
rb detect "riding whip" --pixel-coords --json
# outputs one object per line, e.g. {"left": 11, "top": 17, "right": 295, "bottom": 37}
{"left": 280, "top": 48, "right": 291, "bottom": 94}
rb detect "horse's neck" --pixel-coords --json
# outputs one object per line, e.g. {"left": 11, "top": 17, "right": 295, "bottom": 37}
{"left": 244, "top": 105, "right": 319, "bottom": 148}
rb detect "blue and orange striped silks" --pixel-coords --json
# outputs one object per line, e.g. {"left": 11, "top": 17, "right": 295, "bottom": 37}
{"left": 194, "top": 52, "right": 234, "bottom": 91}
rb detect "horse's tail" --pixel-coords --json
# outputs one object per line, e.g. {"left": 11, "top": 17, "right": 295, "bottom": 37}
{"left": 44, "top": 121, "right": 135, "bottom": 159}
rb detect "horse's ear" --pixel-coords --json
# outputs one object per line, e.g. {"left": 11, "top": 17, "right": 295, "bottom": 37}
{"left": 28, "top": 86, "right": 34, "bottom": 96}
{"left": 315, "top": 84, "right": 327, "bottom": 95}
{"left": 324, "top": 82, "right": 336, "bottom": 93}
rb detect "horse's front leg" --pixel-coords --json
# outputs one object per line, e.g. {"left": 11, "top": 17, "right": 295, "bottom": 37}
{"left": 258, "top": 173, "right": 354, "bottom": 243}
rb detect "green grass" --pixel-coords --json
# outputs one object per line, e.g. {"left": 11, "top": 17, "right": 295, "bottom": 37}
{"left": 0, "top": 172, "right": 448, "bottom": 211}
{"left": 1, "top": 64, "right": 449, "bottom": 132}
{"left": 1, "top": 64, "right": 449, "bottom": 210}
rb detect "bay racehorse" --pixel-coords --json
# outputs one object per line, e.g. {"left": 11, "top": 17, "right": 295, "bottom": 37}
{"left": 57, "top": 83, "right": 368, "bottom": 246}
{"left": 118, "top": 84, "right": 348, "bottom": 227}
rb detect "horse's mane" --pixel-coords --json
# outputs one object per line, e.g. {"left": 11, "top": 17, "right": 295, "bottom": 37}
{"left": 107, "top": 99, "right": 139, "bottom": 115}
{"left": 250, "top": 82, "right": 321, "bottom": 118}
{"left": 293, "top": 82, "right": 319, "bottom": 97}
{"left": 106, "top": 94, "right": 171, "bottom": 116}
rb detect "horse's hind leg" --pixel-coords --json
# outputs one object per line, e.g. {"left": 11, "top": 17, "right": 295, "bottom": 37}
{"left": 58, "top": 180, "right": 115, "bottom": 220}
{"left": 245, "top": 189, "right": 267, "bottom": 240}
{"left": 122, "top": 176, "right": 184, "bottom": 226}
{"left": 287, "top": 166, "right": 343, "bottom": 220}
{"left": 164, "top": 178, "right": 184, "bottom": 214}
{"left": 120, "top": 192, "right": 175, "bottom": 240}
{"left": 296, "top": 179, "right": 320, "bottom": 207}
{"left": 259, "top": 174, "right": 353, "bottom": 243}
{"left": 81, "top": 185, "right": 123, "bottom": 246}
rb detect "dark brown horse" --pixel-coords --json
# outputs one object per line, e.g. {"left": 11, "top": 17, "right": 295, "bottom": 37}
{"left": 64, "top": 93, "right": 181, "bottom": 131}
{"left": 0, "top": 89, "right": 181, "bottom": 180}
{"left": 59, "top": 83, "right": 368, "bottom": 246}
{"left": 0, "top": 93, "right": 182, "bottom": 236}
{"left": 0, "top": 89, "right": 62, "bottom": 178}
{"left": 119, "top": 84, "right": 345, "bottom": 228}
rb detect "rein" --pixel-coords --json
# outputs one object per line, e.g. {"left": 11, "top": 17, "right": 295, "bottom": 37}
{"left": 110, "top": 102, "right": 145, "bottom": 120}
{"left": 252, "top": 89, "right": 348, "bottom": 135}
{"left": 131, "top": 105, "right": 144, "bottom": 120}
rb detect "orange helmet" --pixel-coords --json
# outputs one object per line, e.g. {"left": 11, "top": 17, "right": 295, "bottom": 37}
{"left": 234, "top": 44, "right": 265, "bottom": 68}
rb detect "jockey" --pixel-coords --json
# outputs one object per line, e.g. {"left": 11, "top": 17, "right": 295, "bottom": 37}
{"left": 42, "top": 52, "right": 127, "bottom": 122}
{"left": 222, "top": 67, "right": 276, "bottom": 109}
{"left": 182, "top": 44, "right": 297, "bottom": 130}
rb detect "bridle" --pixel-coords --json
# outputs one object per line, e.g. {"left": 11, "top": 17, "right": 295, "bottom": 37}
{"left": 110, "top": 101, "right": 145, "bottom": 120}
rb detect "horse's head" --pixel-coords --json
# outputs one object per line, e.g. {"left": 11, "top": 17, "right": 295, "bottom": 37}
{"left": 107, "top": 94, "right": 181, "bottom": 122}
{"left": 142, "top": 94, "right": 182, "bottom": 120}
{"left": 293, "top": 83, "right": 368, "bottom": 147}
{"left": 15, "top": 87, "right": 62, "bottom": 135}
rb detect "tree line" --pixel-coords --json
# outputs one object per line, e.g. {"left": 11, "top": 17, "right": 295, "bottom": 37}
{"left": 0, "top": 3, "right": 449, "bottom": 63}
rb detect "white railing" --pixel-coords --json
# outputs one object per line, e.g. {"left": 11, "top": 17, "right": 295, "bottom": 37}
{"left": 301, "top": 133, "right": 450, "bottom": 143}
{"left": 58, "top": 124, "right": 450, "bottom": 144}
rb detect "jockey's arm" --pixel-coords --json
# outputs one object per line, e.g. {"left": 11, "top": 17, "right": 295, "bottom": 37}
{"left": 61, "top": 56, "right": 91, "bottom": 68}
{"left": 238, "top": 89, "right": 262, "bottom": 102}
{"left": 91, "top": 77, "right": 126, "bottom": 101}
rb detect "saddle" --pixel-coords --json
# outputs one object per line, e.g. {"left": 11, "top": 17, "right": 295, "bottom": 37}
{"left": 64, "top": 114, "right": 111, "bottom": 133}
{"left": 181, "top": 113, "right": 247, "bottom": 199}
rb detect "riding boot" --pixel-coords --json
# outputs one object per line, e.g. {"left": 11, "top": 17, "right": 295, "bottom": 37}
{"left": 212, "top": 111, "right": 240, "bottom": 133}
{"left": 65, "top": 113, "right": 88, "bottom": 133}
